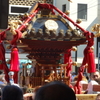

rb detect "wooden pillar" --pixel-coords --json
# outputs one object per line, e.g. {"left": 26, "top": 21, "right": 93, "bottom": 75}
{"left": 60, "top": 66, "right": 63, "bottom": 78}
{"left": 64, "top": 66, "right": 66, "bottom": 78}
{"left": 35, "top": 64, "right": 41, "bottom": 77}
{"left": 54, "top": 66, "right": 57, "bottom": 80}
{"left": 22, "top": 65, "right": 25, "bottom": 86}
{"left": 41, "top": 66, "right": 44, "bottom": 85}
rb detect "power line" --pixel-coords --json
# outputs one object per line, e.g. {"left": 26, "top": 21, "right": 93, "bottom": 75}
{"left": 70, "top": 2, "right": 99, "bottom": 15}
{"left": 70, "top": 0, "right": 97, "bottom": 14}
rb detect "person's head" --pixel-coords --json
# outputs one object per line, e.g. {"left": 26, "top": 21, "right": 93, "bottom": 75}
{"left": 34, "top": 81, "right": 76, "bottom": 100}
{"left": 96, "top": 93, "right": 100, "bottom": 100}
{"left": 8, "top": 71, "right": 14, "bottom": 79}
{"left": 2, "top": 85, "right": 23, "bottom": 100}
{"left": 93, "top": 70, "right": 100, "bottom": 82}
{"left": 21, "top": 86, "right": 27, "bottom": 94}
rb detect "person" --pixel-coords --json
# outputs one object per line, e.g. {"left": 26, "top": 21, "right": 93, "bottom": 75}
{"left": 96, "top": 93, "right": 100, "bottom": 100}
{"left": 83, "top": 72, "right": 89, "bottom": 81}
{"left": 93, "top": 70, "right": 100, "bottom": 84}
{"left": 34, "top": 81, "right": 76, "bottom": 100}
{"left": 23, "top": 85, "right": 41, "bottom": 100}
{"left": 24, "top": 60, "right": 37, "bottom": 77}
{"left": 85, "top": 70, "right": 100, "bottom": 94}
{"left": 8, "top": 71, "right": 14, "bottom": 85}
{"left": 21, "top": 86, "right": 28, "bottom": 94}
{"left": 28, "top": 60, "right": 37, "bottom": 76}
{"left": 0, "top": 75, "right": 7, "bottom": 89}
{"left": 23, "top": 86, "right": 33, "bottom": 100}
{"left": 8, "top": 71, "right": 20, "bottom": 87}
{"left": 0, "top": 89, "right": 1, "bottom": 100}
{"left": 71, "top": 72, "right": 76, "bottom": 82}
{"left": 1, "top": 85, "right": 23, "bottom": 100}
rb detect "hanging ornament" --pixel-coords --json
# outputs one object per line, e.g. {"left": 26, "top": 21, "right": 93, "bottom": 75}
{"left": 65, "top": 10, "right": 70, "bottom": 15}
{"left": 76, "top": 19, "right": 82, "bottom": 24}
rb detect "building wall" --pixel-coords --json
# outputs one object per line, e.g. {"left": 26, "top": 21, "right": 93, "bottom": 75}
{"left": 8, "top": 0, "right": 53, "bottom": 21}
{"left": 53, "top": 0, "right": 69, "bottom": 10}
{"left": 98, "top": 0, "right": 100, "bottom": 23}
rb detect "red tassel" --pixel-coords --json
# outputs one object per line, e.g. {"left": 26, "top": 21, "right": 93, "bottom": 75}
{"left": 87, "top": 48, "right": 96, "bottom": 73}
{"left": 10, "top": 47, "right": 19, "bottom": 72}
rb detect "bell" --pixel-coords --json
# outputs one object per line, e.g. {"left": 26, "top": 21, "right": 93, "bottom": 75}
{"left": 76, "top": 19, "right": 82, "bottom": 24}
{"left": 71, "top": 46, "right": 77, "bottom": 51}
{"left": 72, "top": 62, "right": 77, "bottom": 66}
{"left": 65, "top": 10, "right": 70, "bottom": 15}
{"left": 68, "top": 0, "right": 72, "bottom": 3}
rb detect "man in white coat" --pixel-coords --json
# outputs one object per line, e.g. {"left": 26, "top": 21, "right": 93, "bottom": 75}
{"left": 86, "top": 70, "right": 100, "bottom": 94}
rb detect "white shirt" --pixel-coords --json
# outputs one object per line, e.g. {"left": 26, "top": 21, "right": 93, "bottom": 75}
{"left": 9, "top": 79, "right": 14, "bottom": 84}
{"left": 87, "top": 80, "right": 99, "bottom": 94}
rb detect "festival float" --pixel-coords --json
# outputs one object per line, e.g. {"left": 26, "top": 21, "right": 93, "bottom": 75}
{"left": 0, "top": 1, "right": 100, "bottom": 94}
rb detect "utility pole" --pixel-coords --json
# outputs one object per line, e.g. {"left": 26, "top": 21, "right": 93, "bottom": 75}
{"left": 75, "top": 46, "right": 77, "bottom": 73}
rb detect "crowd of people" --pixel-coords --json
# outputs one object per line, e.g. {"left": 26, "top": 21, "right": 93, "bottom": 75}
{"left": 71, "top": 70, "right": 100, "bottom": 94}
{"left": 0, "top": 70, "right": 100, "bottom": 100}
{"left": 1, "top": 81, "right": 76, "bottom": 100}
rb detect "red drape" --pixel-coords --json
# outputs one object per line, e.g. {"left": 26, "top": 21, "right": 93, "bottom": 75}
{"left": 1, "top": 45, "right": 9, "bottom": 83}
{"left": 0, "top": 31, "right": 9, "bottom": 83}
{"left": 0, "top": 44, "right": 9, "bottom": 82}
